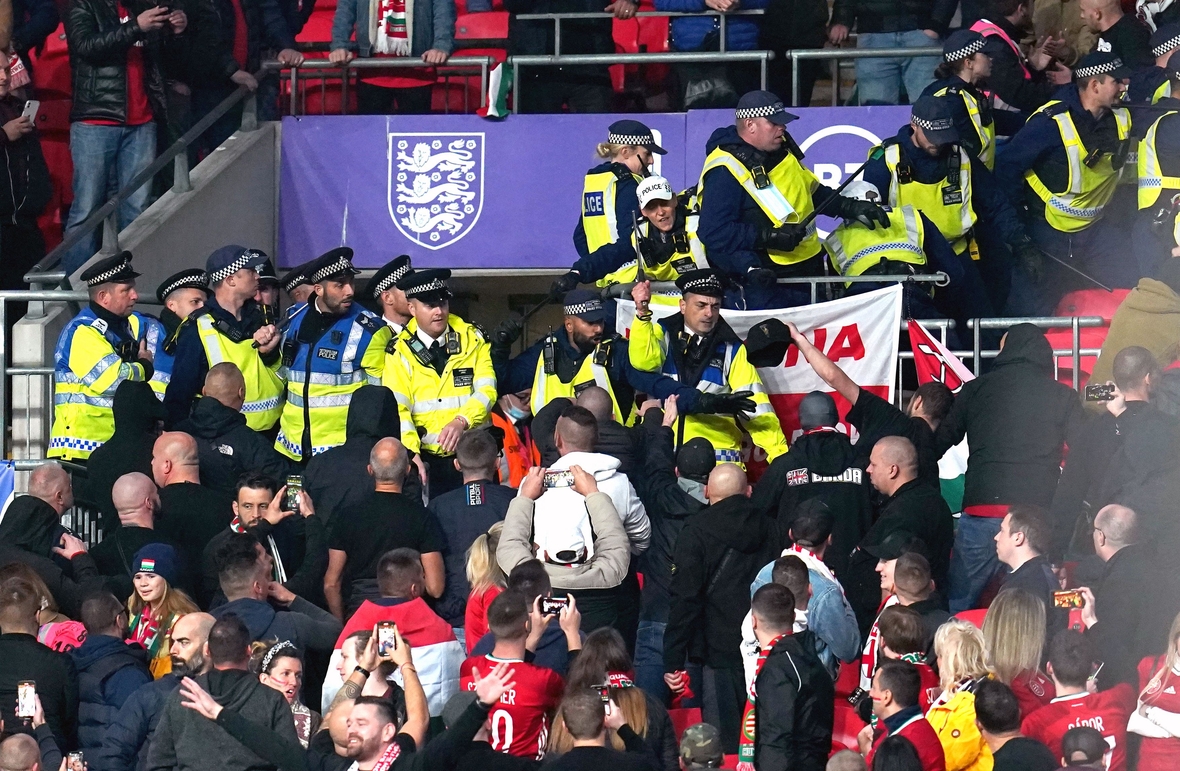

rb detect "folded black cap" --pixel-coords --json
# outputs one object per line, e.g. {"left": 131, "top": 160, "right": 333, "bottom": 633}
{"left": 745, "top": 318, "right": 794, "bottom": 368}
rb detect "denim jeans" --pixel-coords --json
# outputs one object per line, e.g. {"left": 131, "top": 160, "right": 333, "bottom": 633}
{"left": 61, "top": 121, "right": 157, "bottom": 275}
{"left": 634, "top": 620, "right": 667, "bottom": 701}
{"left": 855, "top": 29, "right": 942, "bottom": 105}
{"left": 948, "top": 513, "right": 1004, "bottom": 613}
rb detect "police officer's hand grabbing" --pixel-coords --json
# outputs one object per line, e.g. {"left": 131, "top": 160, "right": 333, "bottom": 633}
{"left": 550, "top": 271, "right": 582, "bottom": 299}
{"left": 836, "top": 197, "right": 890, "bottom": 229}
{"left": 744, "top": 266, "right": 778, "bottom": 291}
{"left": 631, "top": 279, "right": 652, "bottom": 314}
{"left": 492, "top": 318, "right": 522, "bottom": 346}
{"left": 253, "top": 324, "right": 280, "bottom": 353}
{"left": 696, "top": 390, "right": 757, "bottom": 416}
{"left": 757, "top": 224, "right": 808, "bottom": 253}
{"left": 1016, "top": 242, "right": 1045, "bottom": 283}
{"left": 662, "top": 393, "right": 679, "bottom": 427}
{"left": 437, "top": 416, "right": 468, "bottom": 454}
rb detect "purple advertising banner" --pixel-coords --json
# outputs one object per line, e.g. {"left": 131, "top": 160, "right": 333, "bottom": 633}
{"left": 277, "top": 106, "right": 911, "bottom": 270}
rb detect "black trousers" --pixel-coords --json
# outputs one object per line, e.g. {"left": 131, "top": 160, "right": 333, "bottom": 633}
{"left": 567, "top": 566, "right": 642, "bottom": 655}
{"left": 357, "top": 81, "right": 434, "bottom": 115}
{"left": 518, "top": 69, "right": 613, "bottom": 114}
{"left": 701, "top": 665, "right": 746, "bottom": 754}
{"left": 423, "top": 451, "right": 464, "bottom": 500}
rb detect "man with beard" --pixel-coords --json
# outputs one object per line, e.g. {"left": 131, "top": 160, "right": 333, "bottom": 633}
{"left": 277, "top": 249, "right": 392, "bottom": 463}
{"left": 104, "top": 612, "right": 215, "bottom": 771}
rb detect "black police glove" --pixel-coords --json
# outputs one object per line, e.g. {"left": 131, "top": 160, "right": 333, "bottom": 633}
{"left": 492, "top": 318, "right": 522, "bottom": 346}
{"left": 744, "top": 267, "right": 778, "bottom": 291}
{"left": 756, "top": 224, "right": 808, "bottom": 253}
{"left": 696, "top": 390, "right": 757, "bottom": 416}
{"left": 549, "top": 271, "right": 582, "bottom": 299}
{"left": 838, "top": 197, "right": 891, "bottom": 229}
{"left": 1016, "top": 242, "right": 1044, "bottom": 284}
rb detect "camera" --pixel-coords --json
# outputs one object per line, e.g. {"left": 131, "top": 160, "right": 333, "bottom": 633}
{"left": 540, "top": 596, "right": 568, "bottom": 615}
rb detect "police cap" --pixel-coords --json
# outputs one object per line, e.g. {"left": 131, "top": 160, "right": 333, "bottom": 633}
{"left": 910, "top": 93, "right": 960, "bottom": 146}
{"left": 156, "top": 269, "right": 210, "bottom": 304}
{"left": 1073, "top": 51, "right": 1134, "bottom": 80}
{"left": 257, "top": 259, "right": 279, "bottom": 285}
{"left": 281, "top": 261, "right": 314, "bottom": 293}
{"left": 364, "top": 255, "right": 414, "bottom": 301}
{"left": 397, "top": 268, "right": 452, "bottom": 304}
{"left": 206, "top": 245, "right": 269, "bottom": 284}
{"left": 1152, "top": 23, "right": 1180, "bottom": 59}
{"left": 307, "top": 247, "right": 361, "bottom": 284}
{"left": 562, "top": 288, "right": 607, "bottom": 323}
{"left": 607, "top": 119, "right": 667, "bottom": 155}
{"left": 735, "top": 90, "right": 798, "bottom": 126}
{"left": 675, "top": 269, "right": 725, "bottom": 299}
{"left": 942, "top": 29, "right": 985, "bottom": 63}
{"left": 745, "top": 318, "right": 794, "bottom": 368}
{"left": 81, "top": 251, "right": 140, "bottom": 287}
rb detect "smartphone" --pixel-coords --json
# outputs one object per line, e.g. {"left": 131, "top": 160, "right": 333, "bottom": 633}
{"left": 1085, "top": 383, "right": 1115, "bottom": 402}
{"left": 284, "top": 475, "right": 303, "bottom": 512}
{"left": 20, "top": 100, "right": 39, "bottom": 122}
{"left": 1053, "top": 589, "right": 1084, "bottom": 608}
{"left": 68, "top": 752, "right": 84, "bottom": 771}
{"left": 542, "top": 470, "right": 574, "bottom": 489}
{"left": 590, "top": 684, "right": 611, "bottom": 704}
{"left": 377, "top": 622, "right": 397, "bottom": 657}
{"left": 540, "top": 596, "right": 568, "bottom": 615}
{"left": 16, "top": 681, "right": 35, "bottom": 719}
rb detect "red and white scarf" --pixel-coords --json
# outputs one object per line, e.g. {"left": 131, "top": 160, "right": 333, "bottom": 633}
{"left": 738, "top": 633, "right": 789, "bottom": 768}
{"left": 350, "top": 739, "right": 402, "bottom": 771}
{"left": 370, "top": 0, "right": 413, "bottom": 56}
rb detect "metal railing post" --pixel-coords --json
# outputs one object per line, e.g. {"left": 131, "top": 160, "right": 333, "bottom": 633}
{"left": 554, "top": 17, "right": 562, "bottom": 56}
{"left": 791, "top": 51, "right": 800, "bottom": 107}
{"left": 1, "top": 298, "right": 7, "bottom": 459}
{"left": 972, "top": 320, "right": 982, "bottom": 376}
{"left": 480, "top": 61, "right": 488, "bottom": 109}
{"left": 513, "top": 64, "right": 522, "bottom": 114}
{"left": 290, "top": 66, "right": 299, "bottom": 116}
{"left": 831, "top": 57, "right": 839, "bottom": 106}
{"left": 100, "top": 214, "right": 119, "bottom": 257}
{"left": 1072, "top": 316, "right": 1081, "bottom": 392}
{"left": 759, "top": 54, "right": 767, "bottom": 90}
{"left": 719, "top": 14, "right": 727, "bottom": 53}
{"left": 342, "top": 63, "right": 350, "bottom": 115}
{"left": 172, "top": 152, "right": 192, "bottom": 194}
{"left": 241, "top": 92, "right": 259, "bottom": 131}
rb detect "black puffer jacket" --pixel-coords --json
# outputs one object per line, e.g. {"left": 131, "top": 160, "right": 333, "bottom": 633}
{"left": 752, "top": 631, "right": 834, "bottom": 771}
{"left": 176, "top": 396, "right": 293, "bottom": 494}
{"left": 934, "top": 323, "right": 1086, "bottom": 509}
{"left": 65, "top": 0, "right": 169, "bottom": 124}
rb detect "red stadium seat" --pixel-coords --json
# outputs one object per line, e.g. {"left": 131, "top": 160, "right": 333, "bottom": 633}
{"left": 955, "top": 608, "right": 988, "bottom": 629}
{"left": 832, "top": 699, "right": 867, "bottom": 753}
{"left": 834, "top": 659, "right": 859, "bottom": 699}
{"left": 722, "top": 755, "right": 738, "bottom": 769}
{"left": 669, "top": 707, "right": 702, "bottom": 739}
{"left": 455, "top": 10, "right": 509, "bottom": 40}
{"left": 1046, "top": 288, "right": 1131, "bottom": 389}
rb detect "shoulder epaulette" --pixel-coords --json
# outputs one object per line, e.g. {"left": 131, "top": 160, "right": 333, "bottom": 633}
{"left": 612, "top": 164, "right": 634, "bottom": 182}
{"left": 163, "top": 316, "right": 194, "bottom": 355}
{"left": 356, "top": 313, "right": 383, "bottom": 334}
{"left": 1041, "top": 101, "right": 1069, "bottom": 117}
{"left": 472, "top": 322, "right": 489, "bottom": 343}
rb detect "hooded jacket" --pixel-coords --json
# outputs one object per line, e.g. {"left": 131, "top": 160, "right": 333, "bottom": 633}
{"left": 210, "top": 597, "right": 342, "bottom": 654}
{"left": 752, "top": 631, "right": 835, "bottom": 771}
{"left": 304, "top": 385, "right": 421, "bottom": 530}
{"left": 176, "top": 397, "right": 293, "bottom": 495}
{"left": 104, "top": 673, "right": 180, "bottom": 771}
{"left": 84, "top": 379, "right": 166, "bottom": 534}
{"left": 1090, "top": 278, "right": 1180, "bottom": 387}
{"left": 663, "top": 494, "right": 789, "bottom": 671}
{"left": 146, "top": 668, "right": 298, "bottom": 771}
{"left": 934, "top": 323, "right": 1086, "bottom": 508}
{"left": 0, "top": 496, "right": 103, "bottom": 618}
{"left": 72, "top": 635, "right": 152, "bottom": 771}
{"left": 0, "top": 95, "right": 51, "bottom": 227}
{"left": 543, "top": 451, "right": 650, "bottom": 554}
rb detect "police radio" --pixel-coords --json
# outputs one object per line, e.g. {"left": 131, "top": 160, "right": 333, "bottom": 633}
{"left": 115, "top": 339, "right": 138, "bottom": 362}
{"left": 542, "top": 331, "right": 557, "bottom": 376}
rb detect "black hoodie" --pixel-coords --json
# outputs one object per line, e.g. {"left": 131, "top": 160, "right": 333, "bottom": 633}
{"left": 934, "top": 323, "right": 1086, "bottom": 509}
{"left": 83, "top": 379, "right": 166, "bottom": 534}
{"left": 0, "top": 496, "right": 103, "bottom": 617}
{"left": 303, "top": 385, "right": 421, "bottom": 530}
{"left": 176, "top": 396, "right": 293, "bottom": 494}
{"left": 664, "top": 494, "right": 789, "bottom": 671}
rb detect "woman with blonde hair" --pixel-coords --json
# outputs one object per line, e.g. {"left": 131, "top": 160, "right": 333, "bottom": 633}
{"left": 926, "top": 620, "right": 993, "bottom": 771}
{"left": 547, "top": 628, "right": 677, "bottom": 770}
{"left": 982, "top": 588, "right": 1054, "bottom": 718}
{"left": 250, "top": 639, "right": 321, "bottom": 747}
{"left": 1129, "top": 610, "right": 1180, "bottom": 771}
{"left": 463, "top": 522, "right": 505, "bottom": 653}
{"left": 126, "top": 544, "right": 198, "bottom": 678}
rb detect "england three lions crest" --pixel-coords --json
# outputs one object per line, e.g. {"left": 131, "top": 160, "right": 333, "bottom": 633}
{"left": 388, "top": 133, "right": 484, "bottom": 250}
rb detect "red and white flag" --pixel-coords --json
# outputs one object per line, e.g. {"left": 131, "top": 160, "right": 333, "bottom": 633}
{"left": 907, "top": 320, "right": 973, "bottom": 502}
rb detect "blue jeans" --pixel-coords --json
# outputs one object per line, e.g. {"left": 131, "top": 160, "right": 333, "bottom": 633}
{"left": 61, "top": 122, "right": 157, "bottom": 275}
{"left": 855, "top": 30, "right": 942, "bottom": 105}
{"left": 948, "top": 514, "right": 1004, "bottom": 613}
{"left": 634, "top": 621, "right": 668, "bottom": 701}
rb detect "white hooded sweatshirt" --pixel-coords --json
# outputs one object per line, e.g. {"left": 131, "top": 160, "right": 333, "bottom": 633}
{"left": 536, "top": 451, "right": 650, "bottom": 556}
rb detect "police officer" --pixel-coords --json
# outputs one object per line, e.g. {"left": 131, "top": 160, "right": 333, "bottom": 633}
{"left": 256, "top": 259, "right": 282, "bottom": 309}
{"left": 564, "top": 176, "right": 712, "bottom": 290}
{"left": 383, "top": 269, "right": 495, "bottom": 497}
{"left": 1135, "top": 49, "right": 1180, "bottom": 276}
{"left": 277, "top": 248, "right": 391, "bottom": 462}
{"left": 696, "top": 90, "right": 890, "bottom": 310}
{"left": 864, "top": 93, "right": 1036, "bottom": 317}
{"left": 362, "top": 255, "right": 414, "bottom": 333}
{"left": 281, "top": 263, "right": 314, "bottom": 306}
{"left": 148, "top": 269, "right": 210, "bottom": 401}
{"left": 164, "top": 246, "right": 284, "bottom": 431}
{"left": 996, "top": 51, "right": 1135, "bottom": 313}
{"left": 970, "top": 1, "right": 1070, "bottom": 116}
{"left": 558, "top": 120, "right": 665, "bottom": 296}
{"left": 629, "top": 269, "right": 788, "bottom": 464}
{"left": 1129, "top": 23, "right": 1180, "bottom": 101}
{"left": 49, "top": 251, "right": 155, "bottom": 460}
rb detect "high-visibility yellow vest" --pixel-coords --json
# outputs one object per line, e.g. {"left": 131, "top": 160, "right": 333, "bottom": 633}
{"left": 935, "top": 84, "right": 995, "bottom": 169}
{"left": 384, "top": 315, "right": 496, "bottom": 457}
{"left": 1025, "top": 100, "right": 1132, "bottom": 233}
{"left": 1138, "top": 111, "right": 1180, "bottom": 209}
{"left": 824, "top": 205, "right": 927, "bottom": 285}
{"left": 275, "top": 303, "right": 391, "bottom": 461}
{"left": 698, "top": 146, "right": 821, "bottom": 266}
{"left": 629, "top": 315, "right": 788, "bottom": 462}
{"left": 883, "top": 142, "right": 976, "bottom": 253}
{"left": 598, "top": 212, "right": 711, "bottom": 287}
{"left": 1155, "top": 80, "right": 1172, "bottom": 104}
{"left": 194, "top": 313, "right": 285, "bottom": 431}
{"left": 529, "top": 335, "right": 626, "bottom": 424}
{"left": 49, "top": 308, "right": 150, "bottom": 460}
{"left": 581, "top": 165, "right": 642, "bottom": 254}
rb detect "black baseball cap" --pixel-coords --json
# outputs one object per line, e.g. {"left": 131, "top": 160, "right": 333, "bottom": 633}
{"left": 910, "top": 94, "right": 960, "bottom": 146}
{"left": 745, "top": 318, "right": 794, "bottom": 368}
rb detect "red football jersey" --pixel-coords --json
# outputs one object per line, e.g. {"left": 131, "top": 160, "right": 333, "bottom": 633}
{"left": 1010, "top": 670, "right": 1056, "bottom": 720}
{"left": 459, "top": 654, "right": 564, "bottom": 759}
{"left": 1021, "top": 684, "right": 1136, "bottom": 771}
{"left": 1136, "top": 656, "right": 1180, "bottom": 771}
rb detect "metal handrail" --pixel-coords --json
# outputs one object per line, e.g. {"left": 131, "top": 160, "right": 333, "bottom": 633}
{"left": 510, "top": 50, "right": 774, "bottom": 112}
{"left": 25, "top": 72, "right": 269, "bottom": 286}
{"left": 776, "top": 272, "right": 950, "bottom": 304}
{"left": 789, "top": 45, "right": 943, "bottom": 106}
{"left": 515, "top": 10, "right": 764, "bottom": 55}
{"left": 275, "top": 56, "right": 495, "bottom": 116}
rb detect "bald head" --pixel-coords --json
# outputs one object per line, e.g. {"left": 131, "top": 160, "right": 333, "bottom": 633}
{"left": 28, "top": 462, "right": 73, "bottom": 515}
{"left": 369, "top": 438, "right": 409, "bottom": 487}
{"left": 112, "top": 472, "right": 159, "bottom": 528}
{"left": 1094, "top": 504, "right": 1138, "bottom": 556}
{"left": 170, "top": 611, "right": 216, "bottom": 675}
{"left": 0, "top": 734, "right": 40, "bottom": 771}
{"left": 867, "top": 436, "right": 918, "bottom": 496}
{"left": 151, "top": 432, "right": 200, "bottom": 487}
{"left": 706, "top": 463, "right": 749, "bottom": 504}
{"left": 203, "top": 362, "right": 246, "bottom": 411}
{"left": 575, "top": 387, "right": 615, "bottom": 423}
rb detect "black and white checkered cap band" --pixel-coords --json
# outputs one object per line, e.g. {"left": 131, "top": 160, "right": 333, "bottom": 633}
{"left": 375, "top": 264, "right": 412, "bottom": 294}
{"left": 405, "top": 278, "right": 449, "bottom": 297}
{"left": 564, "top": 299, "right": 603, "bottom": 315}
{"left": 945, "top": 37, "right": 985, "bottom": 61}
{"left": 161, "top": 274, "right": 209, "bottom": 298}
{"left": 310, "top": 256, "right": 354, "bottom": 283}
{"left": 282, "top": 273, "right": 309, "bottom": 292}
{"left": 912, "top": 115, "right": 955, "bottom": 132}
{"left": 735, "top": 103, "right": 785, "bottom": 119}
{"left": 608, "top": 132, "right": 654, "bottom": 146}
{"left": 210, "top": 251, "right": 262, "bottom": 283}
{"left": 1074, "top": 58, "right": 1125, "bottom": 78}
{"left": 682, "top": 276, "right": 723, "bottom": 294}
{"left": 1155, "top": 33, "right": 1180, "bottom": 58}
{"left": 86, "top": 261, "right": 132, "bottom": 286}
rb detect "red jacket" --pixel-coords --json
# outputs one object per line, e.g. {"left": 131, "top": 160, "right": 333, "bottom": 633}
{"left": 868, "top": 707, "right": 947, "bottom": 771}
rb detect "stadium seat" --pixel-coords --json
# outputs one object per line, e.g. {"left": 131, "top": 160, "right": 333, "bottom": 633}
{"left": 722, "top": 755, "right": 738, "bottom": 769}
{"left": 834, "top": 659, "right": 859, "bottom": 698}
{"left": 669, "top": 706, "right": 702, "bottom": 739}
{"left": 955, "top": 608, "right": 988, "bottom": 629}
{"left": 1046, "top": 288, "right": 1131, "bottom": 389}
{"left": 832, "top": 699, "right": 867, "bottom": 753}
